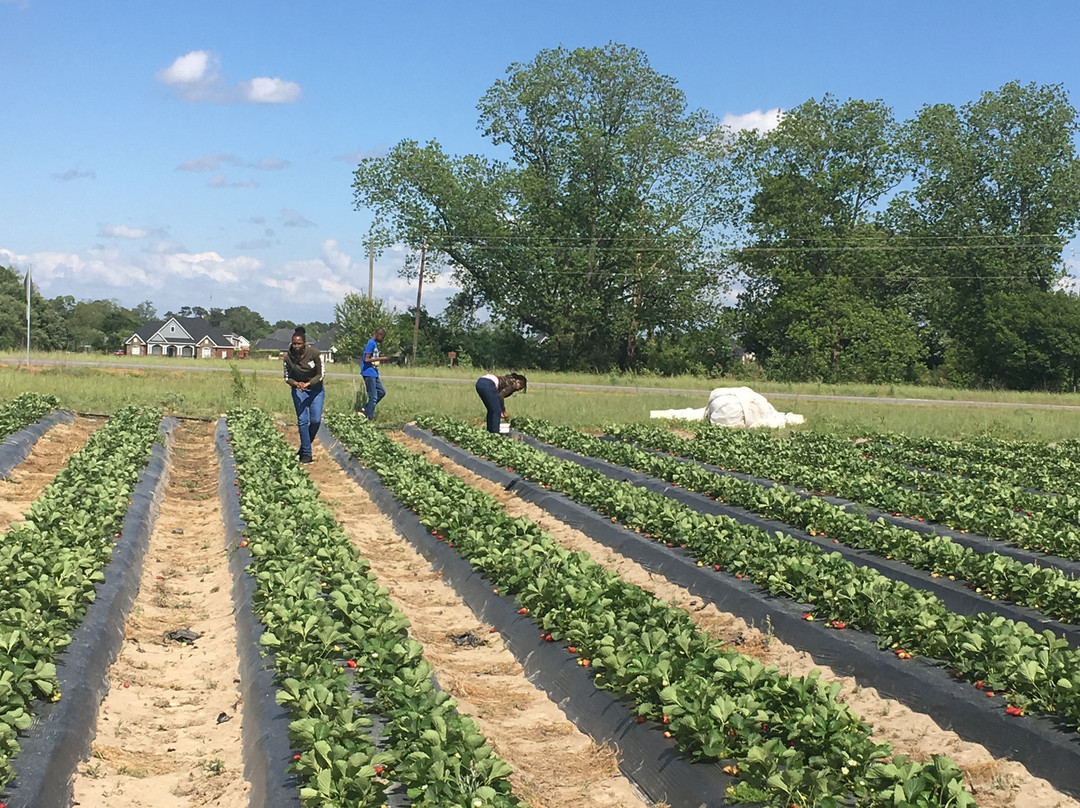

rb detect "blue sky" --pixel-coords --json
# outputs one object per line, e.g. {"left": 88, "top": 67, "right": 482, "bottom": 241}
{"left": 2, "top": 0, "right": 1079, "bottom": 326}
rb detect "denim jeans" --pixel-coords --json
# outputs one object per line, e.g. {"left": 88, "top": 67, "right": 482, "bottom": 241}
{"left": 364, "top": 375, "right": 385, "bottom": 420}
{"left": 291, "top": 382, "right": 324, "bottom": 459}
{"left": 475, "top": 377, "right": 502, "bottom": 433}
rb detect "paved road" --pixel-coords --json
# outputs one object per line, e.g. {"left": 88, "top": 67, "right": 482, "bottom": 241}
{"left": 5, "top": 356, "right": 1080, "bottom": 411}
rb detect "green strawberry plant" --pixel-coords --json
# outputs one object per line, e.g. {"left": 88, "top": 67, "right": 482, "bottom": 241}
{"left": 333, "top": 412, "right": 975, "bottom": 808}
{"left": 225, "top": 408, "right": 522, "bottom": 808}
{"left": 0, "top": 393, "right": 59, "bottom": 443}
{"left": 419, "top": 415, "right": 1080, "bottom": 737}
{"left": 514, "top": 417, "right": 1080, "bottom": 625}
{"left": 0, "top": 405, "right": 162, "bottom": 789}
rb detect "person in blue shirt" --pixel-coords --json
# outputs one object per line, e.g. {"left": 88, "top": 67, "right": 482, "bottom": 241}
{"left": 361, "top": 327, "right": 388, "bottom": 420}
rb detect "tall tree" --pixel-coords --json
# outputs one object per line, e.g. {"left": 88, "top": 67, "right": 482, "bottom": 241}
{"left": 892, "top": 81, "right": 1080, "bottom": 384}
{"left": 333, "top": 294, "right": 399, "bottom": 362}
{"left": 0, "top": 266, "right": 68, "bottom": 351}
{"left": 353, "top": 43, "right": 737, "bottom": 371}
{"left": 733, "top": 96, "right": 921, "bottom": 381}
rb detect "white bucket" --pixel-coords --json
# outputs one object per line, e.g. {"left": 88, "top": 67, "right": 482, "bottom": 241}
{"left": 498, "top": 421, "right": 510, "bottom": 434}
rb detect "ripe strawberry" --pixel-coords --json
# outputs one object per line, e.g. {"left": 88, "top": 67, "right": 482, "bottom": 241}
{"left": 568, "top": 646, "right": 577, "bottom": 653}
{"left": 374, "top": 764, "right": 385, "bottom": 774}
{"left": 518, "top": 607, "right": 528, "bottom": 615}
{"left": 346, "top": 659, "right": 357, "bottom": 668}
{"left": 1006, "top": 705, "right": 1024, "bottom": 716}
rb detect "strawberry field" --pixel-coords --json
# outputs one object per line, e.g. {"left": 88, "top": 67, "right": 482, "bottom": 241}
{"left": 3, "top": 392, "right": 1080, "bottom": 808}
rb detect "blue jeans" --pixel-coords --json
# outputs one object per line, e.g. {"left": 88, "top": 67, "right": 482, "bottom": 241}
{"left": 364, "top": 375, "right": 385, "bottom": 420}
{"left": 476, "top": 377, "right": 502, "bottom": 433}
{"left": 291, "top": 383, "right": 324, "bottom": 459}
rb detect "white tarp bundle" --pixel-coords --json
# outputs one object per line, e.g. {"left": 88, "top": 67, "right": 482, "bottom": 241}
{"left": 650, "top": 386, "right": 805, "bottom": 429}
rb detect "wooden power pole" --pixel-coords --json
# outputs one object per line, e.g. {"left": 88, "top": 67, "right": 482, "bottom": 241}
{"left": 412, "top": 241, "right": 426, "bottom": 367}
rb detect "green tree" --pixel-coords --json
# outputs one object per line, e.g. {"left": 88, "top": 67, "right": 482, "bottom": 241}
{"left": 353, "top": 43, "right": 737, "bottom": 372}
{"left": 333, "top": 294, "right": 399, "bottom": 363}
{"left": 892, "top": 81, "right": 1080, "bottom": 386}
{"left": 0, "top": 266, "right": 68, "bottom": 351}
{"left": 733, "top": 95, "right": 917, "bottom": 382}
{"left": 219, "top": 306, "right": 273, "bottom": 340}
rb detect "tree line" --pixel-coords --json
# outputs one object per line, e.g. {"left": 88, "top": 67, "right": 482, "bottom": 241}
{"left": 351, "top": 43, "right": 1080, "bottom": 390}
{"left": 4, "top": 44, "right": 1079, "bottom": 389}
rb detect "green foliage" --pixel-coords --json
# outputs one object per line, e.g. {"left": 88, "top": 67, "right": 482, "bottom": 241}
{"left": 332, "top": 294, "right": 399, "bottom": 362}
{"left": 0, "top": 266, "right": 69, "bottom": 351}
{"left": 353, "top": 43, "right": 737, "bottom": 372}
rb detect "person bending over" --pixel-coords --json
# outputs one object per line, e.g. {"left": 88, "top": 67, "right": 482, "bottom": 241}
{"left": 475, "top": 372, "right": 527, "bottom": 433}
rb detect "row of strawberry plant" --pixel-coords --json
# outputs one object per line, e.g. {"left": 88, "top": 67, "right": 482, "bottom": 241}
{"left": 419, "top": 415, "right": 1080, "bottom": 733}
{"left": 0, "top": 404, "right": 162, "bottom": 790}
{"left": 513, "top": 417, "right": 1080, "bottom": 626}
{"left": 224, "top": 408, "right": 522, "bottom": 808}
{"left": 332, "top": 413, "right": 974, "bottom": 808}
{"left": 779, "top": 430, "right": 1079, "bottom": 526}
{"left": 853, "top": 434, "right": 1080, "bottom": 498}
{"left": 860, "top": 432, "right": 1080, "bottom": 496}
{"left": 633, "top": 420, "right": 1080, "bottom": 563}
{"left": 0, "top": 393, "right": 59, "bottom": 443}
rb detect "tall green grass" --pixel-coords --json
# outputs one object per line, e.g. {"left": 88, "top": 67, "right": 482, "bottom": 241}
{"left": 2, "top": 357, "right": 1079, "bottom": 441}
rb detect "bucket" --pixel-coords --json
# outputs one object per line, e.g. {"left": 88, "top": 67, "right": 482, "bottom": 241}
{"left": 498, "top": 421, "right": 510, "bottom": 434}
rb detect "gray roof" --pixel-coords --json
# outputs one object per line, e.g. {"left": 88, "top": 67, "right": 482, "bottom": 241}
{"left": 254, "top": 326, "right": 337, "bottom": 353}
{"left": 127, "top": 317, "right": 238, "bottom": 348}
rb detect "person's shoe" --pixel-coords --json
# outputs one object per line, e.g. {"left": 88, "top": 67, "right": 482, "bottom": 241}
{"left": 299, "top": 454, "right": 313, "bottom": 464}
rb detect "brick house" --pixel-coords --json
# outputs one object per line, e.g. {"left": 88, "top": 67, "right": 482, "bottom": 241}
{"left": 123, "top": 317, "right": 250, "bottom": 359}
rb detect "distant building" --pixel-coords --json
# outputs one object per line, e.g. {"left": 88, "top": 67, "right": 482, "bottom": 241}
{"left": 123, "top": 317, "right": 249, "bottom": 359}
{"left": 252, "top": 326, "right": 337, "bottom": 365}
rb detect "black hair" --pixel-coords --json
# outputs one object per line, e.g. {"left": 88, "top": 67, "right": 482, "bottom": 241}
{"left": 509, "top": 372, "right": 528, "bottom": 393}
{"left": 293, "top": 326, "right": 306, "bottom": 337}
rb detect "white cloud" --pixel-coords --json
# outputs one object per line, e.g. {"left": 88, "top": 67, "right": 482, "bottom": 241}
{"left": 99, "top": 224, "right": 152, "bottom": 239}
{"left": 177, "top": 153, "right": 243, "bottom": 172}
{"left": 157, "top": 50, "right": 216, "bottom": 85}
{"left": 156, "top": 50, "right": 301, "bottom": 104}
{"left": 240, "top": 77, "right": 302, "bottom": 104}
{"left": 0, "top": 237, "right": 460, "bottom": 324}
{"left": 722, "top": 108, "right": 783, "bottom": 133}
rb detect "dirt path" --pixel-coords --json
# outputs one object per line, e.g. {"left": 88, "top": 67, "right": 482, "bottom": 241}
{"left": 301, "top": 437, "right": 655, "bottom": 808}
{"left": 70, "top": 420, "right": 248, "bottom": 808}
{"left": 0, "top": 415, "right": 102, "bottom": 525}
{"left": 393, "top": 432, "right": 1080, "bottom": 808}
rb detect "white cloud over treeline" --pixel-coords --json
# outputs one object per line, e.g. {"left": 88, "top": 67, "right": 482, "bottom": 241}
{"left": 156, "top": 50, "right": 302, "bottom": 104}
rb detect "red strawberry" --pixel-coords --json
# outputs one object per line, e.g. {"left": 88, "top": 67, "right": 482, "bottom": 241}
{"left": 346, "top": 660, "right": 357, "bottom": 668}
{"left": 518, "top": 607, "right": 528, "bottom": 615}
{"left": 1006, "top": 705, "right": 1024, "bottom": 716}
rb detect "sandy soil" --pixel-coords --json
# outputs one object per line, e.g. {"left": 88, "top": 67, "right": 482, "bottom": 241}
{"left": 69, "top": 419, "right": 248, "bottom": 808}
{"left": 392, "top": 431, "right": 1080, "bottom": 808}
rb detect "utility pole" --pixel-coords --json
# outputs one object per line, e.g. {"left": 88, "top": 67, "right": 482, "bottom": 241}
{"left": 24, "top": 266, "right": 31, "bottom": 367}
{"left": 368, "top": 236, "right": 374, "bottom": 301}
{"left": 412, "top": 240, "right": 426, "bottom": 367}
